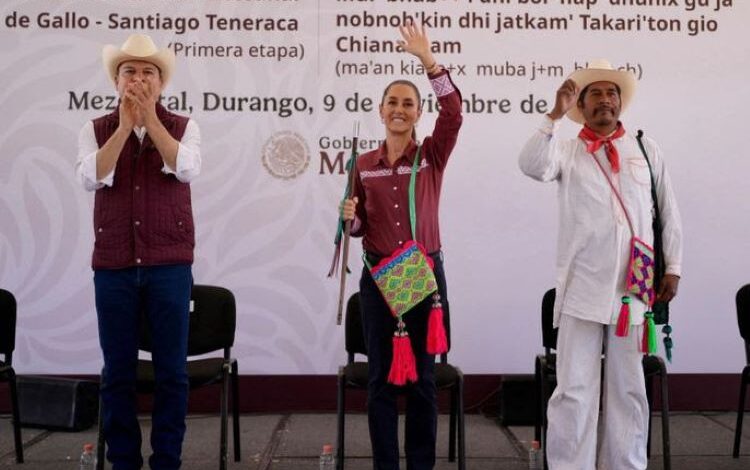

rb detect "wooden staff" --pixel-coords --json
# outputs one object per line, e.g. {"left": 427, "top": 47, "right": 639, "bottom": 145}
{"left": 336, "top": 121, "right": 360, "bottom": 325}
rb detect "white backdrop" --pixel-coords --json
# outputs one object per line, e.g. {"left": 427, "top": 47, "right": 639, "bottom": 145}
{"left": 0, "top": 0, "right": 747, "bottom": 375}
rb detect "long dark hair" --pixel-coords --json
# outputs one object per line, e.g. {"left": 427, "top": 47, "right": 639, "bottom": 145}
{"left": 381, "top": 79, "right": 421, "bottom": 141}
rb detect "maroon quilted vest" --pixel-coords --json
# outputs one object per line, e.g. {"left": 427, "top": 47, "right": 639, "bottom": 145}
{"left": 91, "top": 104, "right": 194, "bottom": 269}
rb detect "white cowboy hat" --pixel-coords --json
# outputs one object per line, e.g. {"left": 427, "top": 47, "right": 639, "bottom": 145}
{"left": 566, "top": 58, "right": 637, "bottom": 124}
{"left": 102, "top": 34, "right": 175, "bottom": 86}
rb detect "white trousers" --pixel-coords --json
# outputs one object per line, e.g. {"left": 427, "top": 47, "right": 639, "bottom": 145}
{"left": 546, "top": 314, "right": 649, "bottom": 470}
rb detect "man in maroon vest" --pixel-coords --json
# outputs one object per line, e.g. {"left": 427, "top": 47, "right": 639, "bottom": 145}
{"left": 75, "top": 34, "right": 201, "bottom": 470}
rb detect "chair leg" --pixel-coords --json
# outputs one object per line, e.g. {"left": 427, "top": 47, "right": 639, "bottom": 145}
{"left": 658, "top": 359, "right": 671, "bottom": 470}
{"left": 336, "top": 371, "right": 345, "bottom": 470}
{"left": 540, "top": 368, "right": 550, "bottom": 470}
{"left": 733, "top": 366, "right": 750, "bottom": 458}
{"left": 8, "top": 370, "right": 24, "bottom": 463}
{"left": 96, "top": 394, "right": 105, "bottom": 470}
{"left": 219, "top": 365, "right": 229, "bottom": 470}
{"left": 644, "top": 368, "right": 654, "bottom": 458}
{"left": 457, "top": 374, "right": 466, "bottom": 470}
{"left": 448, "top": 386, "right": 457, "bottom": 463}
{"left": 534, "top": 357, "right": 542, "bottom": 442}
{"left": 231, "top": 361, "right": 241, "bottom": 462}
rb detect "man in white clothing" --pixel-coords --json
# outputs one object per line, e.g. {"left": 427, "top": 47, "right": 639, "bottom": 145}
{"left": 519, "top": 59, "right": 683, "bottom": 470}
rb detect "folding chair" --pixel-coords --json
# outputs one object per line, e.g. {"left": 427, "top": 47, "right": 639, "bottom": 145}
{"left": 0, "top": 289, "right": 23, "bottom": 463}
{"left": 97, "top": 284, "right": 240, "bottom": 470}
{"left": 733, "top": 284, "right": 750, "bottom": 458}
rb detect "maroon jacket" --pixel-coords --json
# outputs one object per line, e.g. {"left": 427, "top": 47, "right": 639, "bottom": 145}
{"left": 91, "top": 104, "right": 194, "bottom": 269}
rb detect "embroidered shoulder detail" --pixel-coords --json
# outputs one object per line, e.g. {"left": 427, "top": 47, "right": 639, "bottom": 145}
{"left": 360, "top": 168, "right": 393, "bottom": 179}
{"left": 430, "top": 74, "right": 454, "bottom": 97}
{"left": 396, "top": 160, "right": 429, "bottom": 175}
{"left": 360, "top": 160, "right": 429, "bottom": 179}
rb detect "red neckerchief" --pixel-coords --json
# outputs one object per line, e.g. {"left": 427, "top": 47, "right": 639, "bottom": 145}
{"left": 578, "top": 122, "right": 626, "bottom": 173}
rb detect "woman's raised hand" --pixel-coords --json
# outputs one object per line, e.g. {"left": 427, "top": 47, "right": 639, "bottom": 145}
{"left": 398, "top": 21, "right": 435, "bottom": 69}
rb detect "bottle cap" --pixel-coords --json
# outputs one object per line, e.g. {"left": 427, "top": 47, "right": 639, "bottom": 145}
{"left": 531, "top": 440, "right": 541, "bottom": 450}
{"left": 322, "top": 444, "right": 333, "bottom": 454}
{"left": 83, "top": 443, "right": 94, "bottom": 452}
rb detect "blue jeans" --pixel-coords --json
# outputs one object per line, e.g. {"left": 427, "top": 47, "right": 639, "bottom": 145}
{"left": 359, "top": 253, "right": 448, "bottom": 470}
{"left": 94, "top": 265, "right": 192, "bottom": 470}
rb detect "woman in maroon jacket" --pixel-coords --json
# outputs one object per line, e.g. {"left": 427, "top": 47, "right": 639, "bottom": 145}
{"left": 340, "top": 22, "right": 463, "bottom": 470}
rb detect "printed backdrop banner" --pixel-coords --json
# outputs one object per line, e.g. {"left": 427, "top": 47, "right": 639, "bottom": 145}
{"left": 0, "top": 0, "right": 747, "bottom": 374}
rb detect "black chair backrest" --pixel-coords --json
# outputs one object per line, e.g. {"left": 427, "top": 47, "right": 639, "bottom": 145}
{"left": 437, "top": 297, "right": 452, "bottom": 364}
{"left": 737, "top": 284, "right": 750, "bottom": 363}
{"left": 442, "top": 298, "right": 452, "bottom": 353}
{"left": 345, "top": 293, "right": 367, "bottom": 360}
{"left": 0, "top": 289, "right": 17, "bottom": 361}
{"left": 541, "top": 288, "right": 558, "bottom": 352}
{"left": 140, "top": 285, "right": 236, "bottom": 356}
{"left": 738, "top": 284, "right": 750, "bottom": 341}
{"left": 345, "top": 291, "right": 453, "bottom": 363}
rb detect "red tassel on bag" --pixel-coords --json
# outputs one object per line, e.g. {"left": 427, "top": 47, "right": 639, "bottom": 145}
{"left": 615, "top": 296, "right": 631, "bottom": 337}
{"left": 426, "top": 293, "right": 448, "bottom": 355}
{"left": 387, "top": 321, "right": 417, "bottom": 386}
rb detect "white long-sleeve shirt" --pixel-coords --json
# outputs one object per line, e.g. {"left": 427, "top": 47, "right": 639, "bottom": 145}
{"left": 75, "top": 119, "right": 201, "bottom": 191}
{"left": 519, "top": 117, "right": 683, "bottom": 326}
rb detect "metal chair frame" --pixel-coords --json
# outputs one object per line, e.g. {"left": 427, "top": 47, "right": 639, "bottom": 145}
{"left": 733, "top": 284, "right": 750, "bottom": 458}
{"left": 0, "top": 289, "right": 23, "bottom": 463}
{"left": 96, "top": 285, "right": 241, "bottom": 470}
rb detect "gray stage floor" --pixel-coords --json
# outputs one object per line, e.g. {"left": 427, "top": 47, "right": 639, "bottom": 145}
{"left": 1, "top": 412, "right": 749, "bottom": 469}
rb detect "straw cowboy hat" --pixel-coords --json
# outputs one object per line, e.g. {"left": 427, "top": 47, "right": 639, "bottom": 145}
{"left": 102, "top": 34, "right": 175, "bottom": 86}
{"left": 567, "top": 58, "right": 637, "bottom": 124}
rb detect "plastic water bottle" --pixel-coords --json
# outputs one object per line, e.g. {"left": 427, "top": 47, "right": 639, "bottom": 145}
{"left": 528, "top": 440, "right": 542, "bottom": 470}
{"left": 79, "top": 443, "right": 96, "bottom": 470}
{"left": 319, "top": 443, "right": 335, "bottom": 469}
